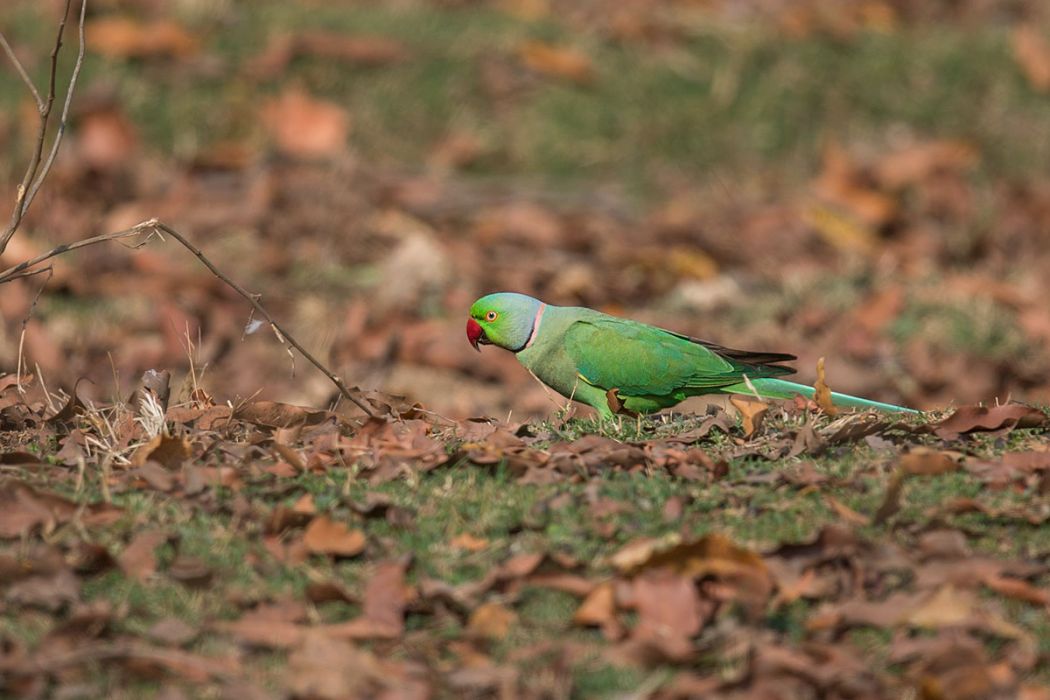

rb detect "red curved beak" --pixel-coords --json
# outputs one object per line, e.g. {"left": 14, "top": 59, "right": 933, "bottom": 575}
{"left": 466, "top": 317, "right": 484, "bottom": 352}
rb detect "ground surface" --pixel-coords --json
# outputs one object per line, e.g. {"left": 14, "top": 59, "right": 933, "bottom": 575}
{"left": 2, "top": 1, "right": 1050, "bottom": 698}
{"left": 1, "top": 390, "right": 1049, "bottom": 698}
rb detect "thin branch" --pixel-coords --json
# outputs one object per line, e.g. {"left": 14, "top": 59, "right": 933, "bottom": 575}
{"left": 0, "top": 219, "right": 379, "bottom": 418}
{"left": 0, "top": 32, "right": 43, "bottom": 109}
{"left": 24, "top": 0, "right": 87, "bottom": 213}
{"left": 0, "top": 220, "right": 157, "bottom": 284}
{"left": 150, "top": 221, "right": 377, "bottom": 418}
{"left": 0, "top": 2, "right": 377, "bottom": 419}
{"left": 14, "top": 265, "right": 53, "bottom": 396}
{"left": 0, "top": 0, "right": 78, "bottom": 257}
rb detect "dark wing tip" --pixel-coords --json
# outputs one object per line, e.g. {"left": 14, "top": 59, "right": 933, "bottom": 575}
{"left": 684, "top": 336, "right": 797, "bottom": 374}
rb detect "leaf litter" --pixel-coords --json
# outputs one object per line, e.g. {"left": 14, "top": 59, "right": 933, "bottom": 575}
{"left": 0, "top": 386, "right": 1047, "bottom": 697}
{"left": 3, "top": 1, "right": 1050, "bottom": 697}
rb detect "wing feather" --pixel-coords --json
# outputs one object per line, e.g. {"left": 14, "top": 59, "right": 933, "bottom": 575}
{"left": 563, "top": 319, "right": 793, "bottom": 397}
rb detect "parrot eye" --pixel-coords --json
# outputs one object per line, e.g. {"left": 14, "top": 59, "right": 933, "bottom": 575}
{"left": 485, "top": 311, "right": 498, "bottom": 322}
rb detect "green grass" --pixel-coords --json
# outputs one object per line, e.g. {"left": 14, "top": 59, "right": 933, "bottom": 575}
{"left": 4, "top": 4, "right": 1050, "bottom": 195}
{"left": 5, "top": 407, "right": 1050, "bottom": 696}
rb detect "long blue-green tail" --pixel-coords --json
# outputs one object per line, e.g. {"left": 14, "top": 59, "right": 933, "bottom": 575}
{"left": 722, "top": 378, "right": 917, "bottom": 413}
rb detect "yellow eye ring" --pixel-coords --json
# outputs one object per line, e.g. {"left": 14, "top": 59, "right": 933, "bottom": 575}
{"left": 485, "top": 311, "right": 498, "bottom": 322}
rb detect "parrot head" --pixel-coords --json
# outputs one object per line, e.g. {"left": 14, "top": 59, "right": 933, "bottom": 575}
{"left": 467, "top": 293, "right": 544, "bottom": 352}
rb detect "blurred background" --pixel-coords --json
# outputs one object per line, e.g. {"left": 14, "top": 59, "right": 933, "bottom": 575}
{"left": 1, "top": 0, "right": 1050, "bottom": 418}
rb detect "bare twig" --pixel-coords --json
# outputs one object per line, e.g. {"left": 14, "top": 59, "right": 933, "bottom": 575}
{"left": 0, "top": 220, "right": 158, "bottom": 284}
{"left": 14, "top": 265, "right": 53, "bottom": 395}
{"left": 25, "top": 0, "right": 87, "bottom": 212}
{"left": 150, "top": 221, "right": 377, "bottom": 417}
{"left": 0, "top": 32, "right": 43, "bottom": 109}
{"left": 0, "top": 218, "right": 378, "bottom": 417}
{"left": 0, "top": 0, "right": 85, "bottom": 257}
{"left": 0, "top": 1, "right": 377, "bottom": 419}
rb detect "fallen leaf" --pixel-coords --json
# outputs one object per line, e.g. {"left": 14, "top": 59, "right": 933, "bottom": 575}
{"left": 468, "top": 602, "right": 517, "bottom": 640}
{"left": 825, "top": 495, "right": 870, "bottom": 525}
{"left": 286, "top": 633, "right": 384, "bottom": 698}
{"left": 249, "top": 32, "right": 408, "bottom": 76}
{"left": 234, "top": 400, "right": 330, "bottom": 429}
{"left": 0, "top": 480, "right": 78, "bottom": 538}
{"left": 1014, "top": 25, "right": 1050, "bottom": 92}
{"left": 873, "top": 469, "right": 905, "bottom": 525}
{"left": 303, "top": 516, "right": 366, "bottom": 558}
{"left": 983, "top": 576, "right": 1050, "bottom": 606}
{"left": 324, "top": 559, "right": 408, "bottom": 639}
{"left": 611, "top": 533, "right": 772, "bottom": 615}
{"left": 78, "top": 107, "right": 138, "bottom": 171}
{"left": 932, "top": 405, "right": 1046, "bottom": 440}
{"left": 729, "top": 396, "right": 768, "bottom": 438}
{"left": 906, "top": 585, "right": 976, "bottom": 629}
{"left": 87, "top": 17, "right": 198, "bottom": 59}
{"left": 813, "top": 357, "right": 838, "bottom": 416}
{"left": 573, "top": 581, "right": 620, "bottom": 639}
{"left": 518, "top": 41, "right": 594, "bottom": 84}
{"left": 450, "top": 533, "right": 490, "bottom": 552}
{"left": 6, "top": 569, "right": 80, "bottom": 611}
{"left": 132, "top": 434, "right": 191, "bottom": 469}
{"left": 147, "top": 618, "right": 198, "bottom": 647}
{"left": 119, "top": 530, "right": 169, "bottom": 581}
{"left": 261, "top": 90, "right": 350, "bottom": 160}
{"left": 900, "top": 448, "right": 963, "bottom": 476}
{"left": 630, "top": 567, "right": 703, "bottom": 660}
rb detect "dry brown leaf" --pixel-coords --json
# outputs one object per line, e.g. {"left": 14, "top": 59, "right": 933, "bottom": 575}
{"left": 518, "top": 41, "right": 594, "bottom": 84}
{"left": 806, "top": 204, "right": 877, "bottom": 254}
{"left": 450, "top": 533, "right": 490, "bottom": 552}
{"left": 906, "top": 585, "right": 976, "bottom": 629}
{"left": 813, "top": 357, "right": 838, "bottom": 416}
{"left": 132, "top": 434, "right": 191, "bottom": 470}
{"left": 813, "top": 143, "right": 897, "bottom": 226}
{"left": 147, "top": 618, "right": 198, "bottom": 647}
{"left": 292, "top": 493, "right": 316, "bottom": 515}
{"left": 873, "top": 469, "right": 905, "bottom": 525}
{"left": 261, "top": 89, "right": 350, "bottom": 160}
{"left": 324, "top": 559, "right": 408, "bottom": 639}
{"left": 573, "top": 581, "right": 620, "bottom": 639}
{"left": 825, "top": 495, "right": 870, "bottom": 525}
{"left": 234, "top": 400, "right": 330, "bottom": 429}
{"left": 900, "top": 448, "right": 963, "bottom": 476}
{"left": 1014, "top": 25, "right": 1050, "bottom": 92}
{"left": 302, "top": 516, "right": 366, "bottom": 558}
{"left": 983, "top": 576, "right": 1050, "bottom": 606}
{"left": 0, "top": 480, "right": 79, "bottom": 538}
{"left": 286, "top": 633, "right": 385, "bottom": 699}
{"left": 119, "top": 530, "right": 169, "bottom": 581}
{"left": 729, "top": 395, "right": 768, "bottom": 439}
{"left": 87, "top": 17, "right": 198, "bottom": 59}
{"left": 874, "top": 140, "right": 978, "bottom": 189}
{"left": 249, "top": 32, "right": 408, "bottom": 76}
{"left": 468, "top": 602, "right": 517, "bottom": 640}
{"left": 611, "top": 533, "right": 772, "bottom": 616}
{"left": 933, "top": 404, "right": 1046, "bottom": 440}
{"left": 215, "top": 618, "right": 307, "bottom": 649}
{"left": 631, "top": 567, "right": 703, "bottom": 660}
{"left": 78, "top": 107, "right": 138, "bottom": 170}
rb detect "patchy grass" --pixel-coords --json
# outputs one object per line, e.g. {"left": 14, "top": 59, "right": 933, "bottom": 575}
{"left": 4, "top": 4, "right": 1050, "bottom": 192}
{"left": 3, "top": 393, "right": 1049, "bottom": 696}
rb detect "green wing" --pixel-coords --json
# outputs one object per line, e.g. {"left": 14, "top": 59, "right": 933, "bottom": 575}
{"left": 563, "top": 318, "right": 794, "bottom": 397}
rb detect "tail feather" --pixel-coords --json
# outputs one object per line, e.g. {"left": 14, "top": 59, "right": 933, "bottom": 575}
{"left": 723, "top": 378, "right": 917, "bottom": 414}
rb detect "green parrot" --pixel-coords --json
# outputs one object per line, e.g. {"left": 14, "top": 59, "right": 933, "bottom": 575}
{"left": 466, "top": 292, "right": 915, "bottom": 418}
